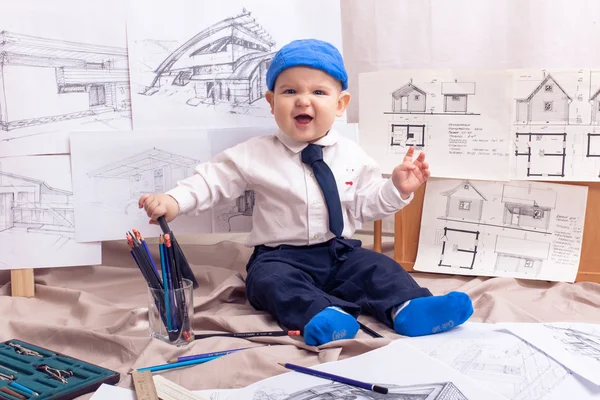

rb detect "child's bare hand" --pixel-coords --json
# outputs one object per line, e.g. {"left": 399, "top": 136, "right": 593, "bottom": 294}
{"left": 391, "top": 147, "right": 431, "bottom": 199}
{"left": 138, "top": 194, "right": 179, "bottom": 225}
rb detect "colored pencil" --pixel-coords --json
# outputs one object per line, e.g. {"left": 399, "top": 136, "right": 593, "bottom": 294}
{"left": 278, "top": 362, "right": 389, "bottom": 394}
{"left": 135, "top": 354, "right": 224, "bottom": 373}
{"left": 157, "top": 216, "right": 198, "bottom": 289}
{"left": 167, "top": 344, "right": 280, "bottom": 363}
{"left": 193, "top": 330, "right": 301, "bottom": 340}
{"left": 357, "top": 321, "right": 383, "bottom": 338}
{"left": 159, "top": 236, "right": 172, "bottom": 332}
{"left": 133, "top": 229, "right": 160, "bottom": 277}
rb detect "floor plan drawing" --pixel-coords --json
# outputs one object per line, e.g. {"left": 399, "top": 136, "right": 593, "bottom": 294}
{"left": 515, "top": 73, "right": 572, "bottom": 125}
{"left": 405, "top": 323, "right": 574, "bottom": 400}
{"left": 414, "top": 178, "right": 587, "bottom": 282}
{"left": 501, "top": 184, "right": 557, "bottom": 231}
{"left": 390, "top": 123, "right": 426, "bottom": 148}
{"left": 436, "top": 227, "right": 480, "bottom": 270}
{"left": 514, "top": 132, "right": 567, "bottom": 177}
{"left": 587, "top": 133, "right": 600, "bottom": 157}
{"left": 494, "top": 235, "right": 551, "bottom": 276}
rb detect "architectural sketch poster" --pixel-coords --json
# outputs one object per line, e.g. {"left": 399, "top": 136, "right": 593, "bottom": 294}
{"left": 69, "top": 130, "right": 213, "bottom": 242}
{"left": 231, "top": 339, "right": 506, "bottom": 399}
{"left": 358, "top": 69, "right": 512, "bottom": 179}
{"left": 0, "top": 155, "right": 101, "bottom": 270}
{"left": 404, "top": 322, "right": 600, "bottom": 400}
{"left": 125, "top": 0, "right": 344, "bottom": 131}
{"left": 413, "top": 177, "right": 587, "bottom": 282}
{"left": 511, "top": 68, "right": 600, "bottom": 182}
{"left": 0, "top": 0, "right": 132, "bottom": 157}
{"left": 504, "top": 322, "right": 600, "bottom": 386}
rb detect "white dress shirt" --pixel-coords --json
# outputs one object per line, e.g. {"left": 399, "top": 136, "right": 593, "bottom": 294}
{"left": 166, "top": 128, "right": 413, "bottom": 248}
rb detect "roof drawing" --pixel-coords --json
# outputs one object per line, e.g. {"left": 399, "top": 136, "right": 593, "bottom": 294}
{"left": 519, "top": 74, "right": 572, "bottom": 102}
{"left": 88, "top": 148, "right": 201, "bottom": 178}
{"left": 392, "top": 82, "right": 426, "bottom": 98}
{"left": 441, "top": 179, "right": 487, "bottom": 200}
{"left": 0, "top": 171, "right": 72, "bottom": 195}
{"left": 590, "top": 87, "right": 600, "bottom": 101}
{"left": 441, "top": 81, "right": 476, "bottom": 95}
{"left": 153, "top": 9, "right": 275, "bottom": 76}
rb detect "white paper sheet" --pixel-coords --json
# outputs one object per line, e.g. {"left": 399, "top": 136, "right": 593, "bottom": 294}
{"left": 413, "top": 177, "right": 587, "bottom": 282}
{"left": 89, "top": 383, "right": 238, "bottom": 400}
{"left": 233, "top": 340, "right": 506, "bottom": 399}
{"left": 358, "top": 69, "right": 512, "bottom": 179}
{"left": 0, "top": 0, "right": 132, "bottom": 157}
{"left": 511, "top": 68, "right": 600, "bottom": 181}
{"left": 126, "top": 0, "right": 344, "bottom": 131}
{"left": 0, "top": 155, "right": 101, "bottom": 269}
{"left": 503, "top": 322, "right": 600, "bottom": 386}
{"left": 404, "top": 322, "right": 600, "bottom": 400}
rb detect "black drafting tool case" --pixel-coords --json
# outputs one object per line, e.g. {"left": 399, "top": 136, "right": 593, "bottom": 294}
{"left": 0, "top": 339, "right": 120, "bottom": 400}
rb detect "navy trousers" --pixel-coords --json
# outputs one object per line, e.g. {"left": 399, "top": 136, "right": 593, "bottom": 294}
{"left": 245, "top": 238, "right": 433, "bottom": 331}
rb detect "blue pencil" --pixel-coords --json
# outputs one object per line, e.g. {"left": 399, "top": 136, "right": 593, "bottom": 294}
{"left": 135, "top": 354, "right": 224, "bottom": 373}
{"left": 278, "top": 363, "right": 389, "bottom": 394}
{"left": 159, "top": 237, "right": 172, "bottom": 332}
{"left": 167, "top": 346, "right": 252, "bottom": 363}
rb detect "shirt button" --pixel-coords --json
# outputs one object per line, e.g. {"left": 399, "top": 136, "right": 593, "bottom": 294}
{"left": 313, "top": 234, "right": 319, "bottom": 239}
{"left": 313, "top": 200, "right": 319, "bottom": 205}
{"left": 310, "top": 173, "right": 314, "bottom": 177}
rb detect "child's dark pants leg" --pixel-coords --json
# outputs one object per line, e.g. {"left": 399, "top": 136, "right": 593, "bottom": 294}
{"left": 245, "top": 244, "right": 360, "bottom": 332}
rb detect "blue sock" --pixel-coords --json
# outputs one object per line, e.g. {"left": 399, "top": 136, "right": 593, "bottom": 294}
{"left": 393, "top": 291, "right": 473, "bottom": 337}
{"left": 303, "top": 306, "right": 359, "bottom": 346}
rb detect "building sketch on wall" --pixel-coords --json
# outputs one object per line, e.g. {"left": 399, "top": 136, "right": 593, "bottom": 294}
{"left": 435, "top": 227, "right": 480, "bottom": 270}
{"left": 544, "top": 324, "right": 600, "bottom": 363}
{"left": 87, "top": 148, "right": 200, "bottom": 203}
{"left": 213, "top": 189, "right": 255, "bottom": 232}
{"left": 252, "top": 382, "right": 468, "bottom": 400}
{"left": 494, "top": 236, "right": 550, "bottom": 276}
{"left": 441, "top": 80, "right": 476, "bottom": 113}
{"left": 515, "top": 73, "right": 572, "bottom": 124}
{"left": 391, "top": 80, "right": 427, "bottom": 113}
{"left": 589, "top": 88, "right": 600, "bottom": 124}
{"left": 501, "top": 184, "right": 557, "bottom": 231}
{"left": 0, "top": 31, "right": 131, "bottom": 136}
{"left": 390, "top": 123, "right": 425, "bottom": 148}
{"left": 440, "top": 179, "right": 487, "bottom": 222}
{"left": 140, "top": 9, "right": 275, "bottom": 116}
{"left": 514, "top": 132, "right": 567, "bottom": 178}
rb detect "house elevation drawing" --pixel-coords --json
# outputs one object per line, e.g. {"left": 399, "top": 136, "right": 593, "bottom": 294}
{"left": 494, "top": 235, "right": 551, "bottom": 276}
{"left": 590, "top": 88, "right": 600, "bottom": 124}
{"left": 139, "top": 9, "right": 275, "bottom": 115}
{"left": 435, "top": 227, "right": 480, "bottom": 270}
{"left": 0, "top": 31, "right": 131, "bottom": 135}
{"left": 514, "top": 132, "right": 567, "bottom": 177}
{"left": 440, "top": 179, "right": 487, "bottom": 222}
{"left": 391, "top": 80, "right": 427, "bottom": 113}
{"left": 501, "top": 184, "right": 557, "bottom": 231}
{"left": 515, "top": 73, "right": 572, "bottom": 124}
{"left": 441, "top": 80, "right": 476, "bottom": 114}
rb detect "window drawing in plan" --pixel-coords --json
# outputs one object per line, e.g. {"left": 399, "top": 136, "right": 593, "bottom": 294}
{"left": 501, "top": 184, "right": 557, "bottom": 231}
{"left": 441, "top": 80, "right": 476, "bottom": 114}
{"left": 436, "top": 227, "right": 480, "bottom": 270}
{"left": 140, "top": 9, "right": 275, "bottom": 115}
{"left": 440, "top": 180, "right": 487, "bottom": 222}
{"left": 494, "top": 236, "right": 550, "bottom": 276}
{"left": 514, "top": 132, "right": 566, "bottom": 177}
{"left": 0, "top": 31, "right": 130, "bottom": 134}
{"left": 543, "top": 324, "right": 600, "bottom": 363}
{"left": 87, "top": 148, "right": 200, "bottom": 201}
{"left": 390, "top": 124, "right": 425, "bottom": 148}
{"left": 590, "top": 88, "right": 600, "bottom": 125}
{"left": 391, "top": 80, "right": 427, "bottom": 113}
{"left": 515, "top": 73, "right": 572, "bottom": 124}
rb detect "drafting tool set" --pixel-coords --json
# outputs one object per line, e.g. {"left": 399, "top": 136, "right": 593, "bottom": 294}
{"left": 0, "top": 340, "right": 119, "bottom": 400}
{"left": 125, "top": 217, "right": 195, "bottom": 344}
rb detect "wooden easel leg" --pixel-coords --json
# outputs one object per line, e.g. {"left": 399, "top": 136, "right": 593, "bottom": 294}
{"left": 11, "top": 269, "right": 35, "bottom": 298}
{"left": 373, "top": 220, "right": 382, "bottom": 253}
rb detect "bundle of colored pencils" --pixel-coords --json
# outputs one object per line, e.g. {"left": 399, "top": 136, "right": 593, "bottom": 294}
{"left": 126, "top": 228, "right": 192, "bottom": 343}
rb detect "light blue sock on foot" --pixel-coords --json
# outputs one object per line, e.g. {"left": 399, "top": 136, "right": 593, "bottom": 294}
{"left": 393, "top": 291, "right": 473, "bottom": 337}
{"left": 303, "top": 306, "right": 359, "bottom": 346}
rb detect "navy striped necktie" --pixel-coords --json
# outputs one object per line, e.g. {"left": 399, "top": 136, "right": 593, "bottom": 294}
{"left": 301, "top": 144, "right": 343, "bottom": 237}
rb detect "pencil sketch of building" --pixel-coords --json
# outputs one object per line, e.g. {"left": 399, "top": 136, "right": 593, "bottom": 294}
{"left": 391, "top": 80, "right": 427, "bottom": 113}
{"left": 590, "top": 88, "right": 600, "bottom": 124}
{"left": 440, "top": 180, "right": 487, "bottom": 222}
{"left": 87, "top": 148, "right": 200, "bottom": 201}
{"left": 0, "top": 31, "right": 131, "bottom": 133}
{"left": 214, "top": 190, "right": 255, "bottom": 232}
{"left": 0, "top": 168, "right": 74, "bottom": 239}
{"left": 544, "top": 324, "right": 600, "bottom": 363}
{"left": 501, "top": 184, "right": 557, "bottom": 231}
{"left": 441, "top": 80, "right": 476, "bottom": 113}
{"left": 141, "top": 9, "right": 276, "bottom": 114}
{"left": 252, "top": 382, "right": 468, "bottom": 400}
{"left": 494, "top": 236, "right": 550, "bottom": 276}
{"left": 515, "top": 73, "right": 572, "bottom": 124}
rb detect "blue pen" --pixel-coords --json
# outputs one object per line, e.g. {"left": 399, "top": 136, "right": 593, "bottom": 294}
{"left": 135, "top": 354, "right": 224, "bottom": 373}
{"left": 10, "top": 381, "right": 38, "bottom": 396}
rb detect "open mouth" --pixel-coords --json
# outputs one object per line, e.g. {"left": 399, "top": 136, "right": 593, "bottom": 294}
{"left": 294, "top": 114, "right": 313, "bottom": 125}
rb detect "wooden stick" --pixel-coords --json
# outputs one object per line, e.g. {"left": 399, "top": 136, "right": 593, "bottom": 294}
{"left": 10, "top": 269, "right": 35, "bottom": 297}
{"left": 373, "top": 220, "right": 382, "bottom": 253}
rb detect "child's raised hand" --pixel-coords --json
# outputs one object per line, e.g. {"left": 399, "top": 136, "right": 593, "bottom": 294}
{"left": 391, "top": 147, "right": 431, "bottom": 199}
{"left": 138, "top": 193, "right": 180, "bottom": 225}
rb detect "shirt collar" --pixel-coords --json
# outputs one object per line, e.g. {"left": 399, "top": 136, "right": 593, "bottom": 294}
{"left": 275, "top": 129, "right": 340, "bottom": 154}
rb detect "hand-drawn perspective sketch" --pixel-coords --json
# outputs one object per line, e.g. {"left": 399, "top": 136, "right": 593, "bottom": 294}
{"left": 213, "top": 190, "right": 255, "bottom": 233}
{"left": 251, "top": 382, "right": 468, "bottom": 400}
{"left": 513, "top": 131, "right": 567, "bottom": 178}
{"left": 0, "top": 156, "right": 101, "bottom": 269}
{"left": 544, "top": 324, "right": 600, "bottom": 364}
{"left": 69, "top": 130, "right": 215, "bottom": 242}
{"left": 414, "top": 178, "right": 587, "bottom": 282}
{"left": 405, "top": 323, "right": 578, "bottom": 400}
{"left": 126, "top": 0, "right": 343, "bottom": 130}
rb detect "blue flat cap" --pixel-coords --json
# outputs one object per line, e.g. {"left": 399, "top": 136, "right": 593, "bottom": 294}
{"left": 266, "top": 38, "right": 348, "bottom": 91}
